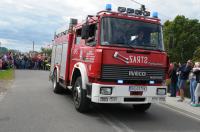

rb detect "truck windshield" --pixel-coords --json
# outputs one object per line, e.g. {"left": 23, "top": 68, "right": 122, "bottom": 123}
{"left": 100, "top": 17, "right": 164, "bottom": 51}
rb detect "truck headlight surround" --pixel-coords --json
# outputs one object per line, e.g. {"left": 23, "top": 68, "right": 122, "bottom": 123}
{"left": 100, "top": 87, "right": 112, "bottom": 95}
{"left": 157, "top": 88, "right": 166, "bottom": 95}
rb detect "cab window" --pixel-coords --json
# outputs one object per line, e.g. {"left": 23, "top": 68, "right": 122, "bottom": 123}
{"left": 75, "top": 28, "right": 82, "bottom": 44}
{"left": 87, "top": 24, "right": 97, "bottom": 45}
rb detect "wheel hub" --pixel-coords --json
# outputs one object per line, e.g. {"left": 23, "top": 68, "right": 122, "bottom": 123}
{"left": 74, "top": 84, "right": 81, "bottom": 106}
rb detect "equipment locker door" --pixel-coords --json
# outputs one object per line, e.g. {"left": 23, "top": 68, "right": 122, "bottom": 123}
{"left": 60, "top": 43, "right": 68, "bottom": 80}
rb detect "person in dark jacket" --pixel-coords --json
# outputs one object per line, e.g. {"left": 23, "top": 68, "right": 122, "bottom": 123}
{"left": 178, "top": 60, "right": 192, "bottom": 102}
{"left": 169, "top": 62, "right": 178, "bottom": 97}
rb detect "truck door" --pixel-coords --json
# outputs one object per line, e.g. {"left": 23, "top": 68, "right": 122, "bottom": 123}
{"left": 71, "top": 28, "right": 82, "bottom": 62}
{"left": 81, "top": 24, "right": 98, "bottom": 75}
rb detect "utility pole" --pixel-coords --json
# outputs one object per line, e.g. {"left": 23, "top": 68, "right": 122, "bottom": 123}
{"left": 33, "top": 41, "right": 35, "bottom": 52}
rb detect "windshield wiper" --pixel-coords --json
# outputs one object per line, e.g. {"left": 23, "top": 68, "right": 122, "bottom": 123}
{"left": 125, "top": 42, "right": 135, "bottom": 49}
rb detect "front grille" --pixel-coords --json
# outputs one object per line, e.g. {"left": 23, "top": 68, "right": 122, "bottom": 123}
{"left": 101, "top": 65, "right": 165, "bottom": 83}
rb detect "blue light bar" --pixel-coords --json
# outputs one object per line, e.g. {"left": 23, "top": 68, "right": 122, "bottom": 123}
{"left": 106, "top": 4, "right": 112, "bottom": 11}
{"left": 152, "top": 12, "right": 158, "bottom": 18}
{"left": 117, "top": 80, "right": 123, "bottom": 84}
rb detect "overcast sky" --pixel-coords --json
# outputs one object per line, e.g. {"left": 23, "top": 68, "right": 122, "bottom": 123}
{"left": 0, "top": 0, "right": 200, "bottom": 52}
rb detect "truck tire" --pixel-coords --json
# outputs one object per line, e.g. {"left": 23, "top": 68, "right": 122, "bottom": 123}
{"left": 52, "top": 70, "right": 63, "bottom": 94}
{"left": 73, "top": 76, "right": 90, "bottom": 113}
{"left": 132, "top": 103, "right": 151, "bottom": 112}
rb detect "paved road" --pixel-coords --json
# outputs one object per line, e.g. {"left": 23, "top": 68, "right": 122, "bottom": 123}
{"left": 0, "top": 70, "right": 200, "bottom": 132}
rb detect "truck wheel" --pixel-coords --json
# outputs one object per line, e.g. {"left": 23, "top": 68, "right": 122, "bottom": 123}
{"left": 73, "top": 77, "right": 90, "bottom": 113}
{"left": 52, "top": 70, "right": 63, "bottom": 94}
{"left": 132, "top": 103, "right": 151, "bottom": 112}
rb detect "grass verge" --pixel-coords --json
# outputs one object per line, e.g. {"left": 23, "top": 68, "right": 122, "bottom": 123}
{"left": 0, "top": 69, "right": 14, "bottom": 80}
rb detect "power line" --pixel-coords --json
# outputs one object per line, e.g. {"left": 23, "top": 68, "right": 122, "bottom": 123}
{"left": 129, "top": 0, "right": 143, "bottom": 6}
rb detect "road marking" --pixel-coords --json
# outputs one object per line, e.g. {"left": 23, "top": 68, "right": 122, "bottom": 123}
{"left": 158, "top": 103, "right": 200, "bottom": 122}
{"left": 94, "top": 107, "right": 134, "bottom": 132}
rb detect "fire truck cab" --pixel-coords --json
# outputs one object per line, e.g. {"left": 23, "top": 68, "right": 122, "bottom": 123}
{"left": 50, "top": 4, "right": 169, "bottom": 113}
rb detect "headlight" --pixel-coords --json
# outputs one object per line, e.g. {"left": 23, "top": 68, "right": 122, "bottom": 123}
{"left": 100, "top": 87, "right": 112, "bottom": 95}
{"left": 157, "top": 88, "right": 166, "bottom": 95}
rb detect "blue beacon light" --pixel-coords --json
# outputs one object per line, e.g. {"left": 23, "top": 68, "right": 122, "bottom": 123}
{"left": 152, "top": 12, "right": 158, "bottom": 18}
{"left": 106, "top": 4, "right": 112, "bottom": 11}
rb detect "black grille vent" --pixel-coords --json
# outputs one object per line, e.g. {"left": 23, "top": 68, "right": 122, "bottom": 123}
{"left": 124, "top": 98, "right": 145, "bottom": 102}
{"left": 101, "top": 65, "right": 165, "bottom": 82}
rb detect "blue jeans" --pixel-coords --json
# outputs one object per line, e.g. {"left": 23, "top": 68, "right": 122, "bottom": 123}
{"left": 177, "top": 77, "right": 181, "bottom": 89}
{"left": 190, "top": 78, "right": 197, "bottom": 103}
{"left": 195, "top": 83, "right": 200, "bottom": 104}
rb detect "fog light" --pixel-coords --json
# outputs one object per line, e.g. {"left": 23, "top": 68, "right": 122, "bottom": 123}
{"left": 157, "top": 88, "right": 166, "bottom": 95}
{"left": 100, "top": 87, "right": 112, "bottom": 95}
{"left": 149, "top": 80, "right": 155, "bottom": 84}
{"left": 117, "top": 80, "right": 123, "bottom": 84}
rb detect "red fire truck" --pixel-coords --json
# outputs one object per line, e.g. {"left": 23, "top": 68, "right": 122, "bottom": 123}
{"left": 50, "top": 4, "right": 169, "bottom": 113}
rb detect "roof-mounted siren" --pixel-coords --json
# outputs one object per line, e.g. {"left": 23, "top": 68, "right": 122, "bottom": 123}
{"left": 143, "top": 11, "right": 150, "bottom": 16}
{"left": 118, "top": 7, "right": 126, "bottom": 13}
{"left": 152, "top": 12, "right": 158, "bottom": 18}
{"left": 118, "top": 7, "right": 134, "bottom": 14}
{"left": 134, "top": 5, "right": 150, "bottom": 17}
{"left": 106, "top": 4, "right": 112, "bottom": 11}
{"left": 69, "top": 18, "right": 78, "bottom": 32}
{"left": 141, "top": 5, "right": 150, "bottom": 17}
{"left": 127, "top": 8, "right": 134, "bottom": 14}
{"left": 135, "top": 9, "right": 142, "bottom": 15}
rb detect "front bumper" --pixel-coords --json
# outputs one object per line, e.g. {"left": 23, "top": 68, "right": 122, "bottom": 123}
{"left": 91, "top": 83, "right": 167, "bottom": 104}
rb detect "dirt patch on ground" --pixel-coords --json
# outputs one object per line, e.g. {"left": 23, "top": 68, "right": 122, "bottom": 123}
{"left": 0, "top": 80, "right": 13, "bottom": 93}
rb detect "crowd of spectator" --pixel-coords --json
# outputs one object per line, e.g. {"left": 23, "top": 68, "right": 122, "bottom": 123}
{"left": 14, "top": 55, "right": 50, "bottom": 70}
{"left": 169, "top": 60, "right": 200, "bottom": 107}
{"left": 0, "top": 52, "right": 14, "bottom": 69}
{"left": 0, "top": 52, "right": 50, "bottom": 70}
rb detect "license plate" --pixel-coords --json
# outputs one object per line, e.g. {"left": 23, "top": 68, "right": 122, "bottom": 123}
{"left": 152, "top": 97, "right": 159, "bottom": 102}
{"left": 129, "top": 86, "right": 147, "bottom": 91}
{"left": 100, "top": 97, "right": 117, "bottom": 102}
{"left": 152, "top": 97, "right": 166, "bottom": 103}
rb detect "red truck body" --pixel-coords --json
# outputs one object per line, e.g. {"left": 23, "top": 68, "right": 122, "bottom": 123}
{"left": 50, "top": 7, "right": 169, "bottom": 112}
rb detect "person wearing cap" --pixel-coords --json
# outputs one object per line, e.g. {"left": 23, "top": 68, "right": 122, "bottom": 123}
{"left": 177, "top": 60, "right": 193, "bottom": 102}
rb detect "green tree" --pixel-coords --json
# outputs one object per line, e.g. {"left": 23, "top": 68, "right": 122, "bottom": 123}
{"left": 40, "top": 47, "right": 52, "bottom": 57}
{"left": 163, "top": 15, "right": 200, "bottom": 63}
{"left": 0, "top": 47, "right": 8, "bottom": 56}
{"left": 192, "top": 46, "right": 200, "bottom": 62}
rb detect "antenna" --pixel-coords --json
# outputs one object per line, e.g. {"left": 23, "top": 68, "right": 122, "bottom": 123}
{"left": 129, "top": 0, "right": 149, "bottom": 16}
{"left": 129, "top": 0, "right": 146, "bottom": 11}
{"left": 129, "top": 0, "right": 143, "bottom": 6}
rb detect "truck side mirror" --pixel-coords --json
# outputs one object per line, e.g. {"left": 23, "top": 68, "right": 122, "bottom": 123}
{"left": 81, "top": 24, "right": 89, "bottom": 39}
